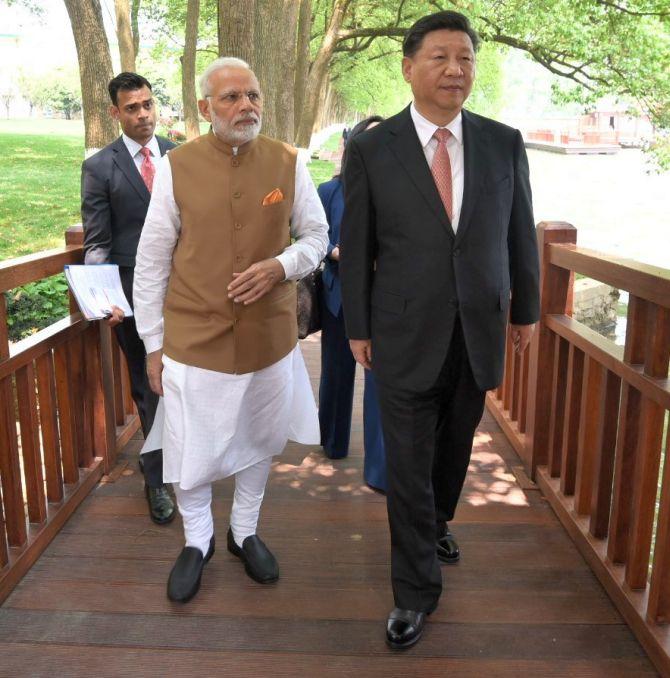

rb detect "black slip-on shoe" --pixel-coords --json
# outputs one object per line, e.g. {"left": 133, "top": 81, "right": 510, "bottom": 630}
{"left": 167, "top": 536, "right": 215, "bottom": 603}
{"left": 227, "top": 527, "right": 279, "bottom": 584}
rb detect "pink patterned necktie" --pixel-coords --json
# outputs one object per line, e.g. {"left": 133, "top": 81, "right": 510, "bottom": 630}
{"left": 139, "top": 146, "right": 155, "bottom": 193}
{"left": 430, "top": 128, "right": 453, "bottom": 221}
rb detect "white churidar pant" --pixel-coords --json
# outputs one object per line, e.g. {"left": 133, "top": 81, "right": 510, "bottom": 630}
{"left": 173, "top": 456, "right": 273, "bottom": 555}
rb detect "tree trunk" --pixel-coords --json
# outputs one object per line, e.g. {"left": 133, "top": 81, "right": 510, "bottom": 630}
{"left": 182, "top": 0, "right": 201, "bottom": 140}
{"left": 63, "top": 0, "right": 118, "bottom": 154}
{"left": 218, "top": 0, "right": 255, "bottom": 63}
{"left": 295, "top": 0, "right": 350, "bottom": 147}
{"left": 131, "top": 0, "right": 141, "bottom": 56}
{"left": 253, "top": 0, "right": 299, "bottom": 143}
{"left": 114, "top": 0, "right": 136, "bottom": 72}
{"left": 293, "top": 0, "right": 311, "bottom": 144}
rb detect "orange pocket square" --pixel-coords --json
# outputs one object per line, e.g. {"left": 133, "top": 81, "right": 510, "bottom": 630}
{"left": 262, "top": 188, "right": 284, "bottom": 206}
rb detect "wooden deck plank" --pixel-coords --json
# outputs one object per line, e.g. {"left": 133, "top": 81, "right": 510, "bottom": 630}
{"left": 0, "top": 644, "right": 658, "bottom": 678}
{"left": 0, "top": 340, "right": 656, "bottom": 675}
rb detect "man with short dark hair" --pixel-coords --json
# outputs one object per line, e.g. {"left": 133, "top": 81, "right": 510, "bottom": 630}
{"left": 81, "top": 72, "right": 176, "bottom": 525}
{"left": 340, "top": 10, "right": 540, "bottom": 649}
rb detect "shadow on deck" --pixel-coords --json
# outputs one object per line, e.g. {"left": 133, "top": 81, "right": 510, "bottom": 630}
{"left": 0, "top": 338, "right": 657, "bottom": 677}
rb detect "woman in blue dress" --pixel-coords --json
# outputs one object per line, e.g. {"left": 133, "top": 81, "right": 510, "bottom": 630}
{"left": 317, "top": 116, "right": 387, "bottom": 492}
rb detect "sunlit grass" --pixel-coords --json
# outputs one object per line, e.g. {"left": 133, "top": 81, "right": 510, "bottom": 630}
{"left": 0, "top": 119, "right": 337, "bottom": 261}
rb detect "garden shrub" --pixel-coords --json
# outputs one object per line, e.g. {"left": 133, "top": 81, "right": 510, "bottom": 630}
{"left": 5, "top": 274, "right": 70, "bottom": 343}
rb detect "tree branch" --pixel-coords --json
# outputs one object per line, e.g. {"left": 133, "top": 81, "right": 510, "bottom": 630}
{"left": 594, "top": 0, "right": 670, "bottom": 17}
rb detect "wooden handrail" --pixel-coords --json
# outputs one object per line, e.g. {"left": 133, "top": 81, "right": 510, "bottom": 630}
{"left": 487, "top": 221, "right": 670, "bottom": 677}
{"left": 0, "top": 246, "right": 82, "bottom": 293}
{"left": 548, "top": 243, "right": 670, "bottom": 308}
{"left": 0, "top": 225, "right": 139, "bottom": 605}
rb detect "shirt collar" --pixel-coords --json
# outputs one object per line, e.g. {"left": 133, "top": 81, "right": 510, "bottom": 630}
{"left": 410, "top": 103, "right": 463, "bottom": 148}
{"left": 122, "top": 133, "right": 160, "bottom": 159}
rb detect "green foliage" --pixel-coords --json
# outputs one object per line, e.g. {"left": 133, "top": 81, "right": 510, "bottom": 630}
{"left": 307, "top": 159, "right": 336, "bottom": 187}
{"left": 463, "top": 42, "right": 505, "bottom": 118}
{"left": 5, "top": 274, "right": 70, "bottom": 342}
{"left": 331, "top": 38, "right": 409, "bottom": 118}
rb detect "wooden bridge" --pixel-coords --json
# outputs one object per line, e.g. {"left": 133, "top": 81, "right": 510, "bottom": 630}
{"left": 0, "top": 222, "right": 668, "bottom": 676}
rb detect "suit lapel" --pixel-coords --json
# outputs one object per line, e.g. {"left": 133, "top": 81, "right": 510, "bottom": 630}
{"left": 112, "top": 136, "right": 151, "bottom": 205}
{"left": 386, "top": 107, "right": 454, "bottom": 238}
{"left": 456, "top": 110, "right": 488, "bottom": 245}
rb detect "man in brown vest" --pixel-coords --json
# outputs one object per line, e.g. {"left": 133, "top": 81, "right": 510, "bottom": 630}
{"left": 133, "top": 57, "right": 328, "bottom": 603}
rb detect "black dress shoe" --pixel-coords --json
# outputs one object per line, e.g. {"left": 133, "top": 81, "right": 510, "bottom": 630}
{"left": 436, "top": 522, "right": 460, "bottom": 564}
{"left": 145, "top": 484, "right": 177, "bottom": 525}
{"left": 227, "top": 528, "right": 279, "bottom": 583}
{"left": 167, "top": 536, "right": 215, "bottom": 603}
{"left": 386, "top": 608, "right": 426, "bottom": 649}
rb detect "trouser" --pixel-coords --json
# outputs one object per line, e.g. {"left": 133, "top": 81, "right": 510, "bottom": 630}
{"left": 172, "top": 456, "right": 273, "bottom": 556}
{"left": 376, "top": 317, "right": 486, "bottom": 612}
{"left": 115, "top": 266, "right": 163, "bottom": 487}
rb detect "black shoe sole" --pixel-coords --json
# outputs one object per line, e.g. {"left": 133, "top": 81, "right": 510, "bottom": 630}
{"left": 227, "top": 540, "right": 279, "bottom": 584}
{"left": 437, "top": 553, "right": 460, "bottom": 564}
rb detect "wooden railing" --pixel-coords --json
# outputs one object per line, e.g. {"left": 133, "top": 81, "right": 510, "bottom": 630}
{"left": 0, "top": 226, "right": 140, "bottom": 603}
{"left": 487, "top": 221, "right": 670, "bottom": 677}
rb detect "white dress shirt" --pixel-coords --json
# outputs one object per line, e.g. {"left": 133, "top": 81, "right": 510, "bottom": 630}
{"left": 410, "top": 103, "right": 464, "bottom": 232}
{"left": 134, "top": 149, "right": 329, "bottom": 354}
{"left": 122, "top": 133, "right": 161, "bottom": 172}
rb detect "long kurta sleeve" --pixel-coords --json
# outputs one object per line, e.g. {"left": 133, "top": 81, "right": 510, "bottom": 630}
{"left": 275, "top": 157, "right": 329, "bottom": 280}
{"left": 134, "top": 155, "right": 180, "bottom": 355}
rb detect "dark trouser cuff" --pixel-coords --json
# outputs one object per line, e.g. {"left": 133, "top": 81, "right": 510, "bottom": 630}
{"left": 141, "top": 449, "right": 164, "bottom": 488}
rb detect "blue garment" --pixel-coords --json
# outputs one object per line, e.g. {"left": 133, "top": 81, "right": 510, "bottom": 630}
{"left": 317, "top": 177, "right": 387, "bottom": 491}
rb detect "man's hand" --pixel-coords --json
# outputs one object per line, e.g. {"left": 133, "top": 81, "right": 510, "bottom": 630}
{"left": 329, "top": 246, "right": 340, "bottom": 261}
{"left": 105, "top": 305, "right": 125, "bottom": 328}
{"left": 146, "top": 349, "right": 164, "bottom": 396}
{"left": 510, "top": 323, "right": 536, "bottom": 354}
{"left": 349, "top": 339, "right": 372, "bottom": 370}
{"left": 228, "top": 258, "right": 285, "bottom": 305}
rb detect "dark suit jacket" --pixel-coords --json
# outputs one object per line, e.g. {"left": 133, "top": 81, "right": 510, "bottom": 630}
{"left": 339, "top": 106, "right": 540, "bottom": 393}
{"left": 317, "top": 177, "right": 345, "bottom": 317}
{"left": 81, "top": 135, "right": 175, "bottom": 268}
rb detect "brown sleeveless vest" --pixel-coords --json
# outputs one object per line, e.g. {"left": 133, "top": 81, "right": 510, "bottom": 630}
{"left": 164, "top": 130, "right": 297, "bottom": 374}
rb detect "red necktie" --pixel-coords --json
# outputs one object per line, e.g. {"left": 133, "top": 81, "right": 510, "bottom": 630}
{"left": 431, "top": 128, "right": 453, "bottom": 221}
{"left": 139, "top": 146, "right": 155, "bottom": 193}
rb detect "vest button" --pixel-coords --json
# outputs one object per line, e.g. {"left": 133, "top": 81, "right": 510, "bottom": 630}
{"left": 231, "top": 158, "right": 240, "bottom": 167}
{"left": 233, "top": 191, "right": 241, "bottom": 198}
{"left": 234, "top": 223, "right": 242, "bottom": 230}
{"left": 235, "top": 255, "right": 242, "bottom": 262}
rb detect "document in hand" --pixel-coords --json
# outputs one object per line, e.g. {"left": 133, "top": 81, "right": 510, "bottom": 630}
{"left": 64, "top": 264, "right": 133, "bottom": 321}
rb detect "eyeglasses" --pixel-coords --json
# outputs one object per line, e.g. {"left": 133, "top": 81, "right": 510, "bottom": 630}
{"left": 205, "top": 90, "right": 262, "bottom": 106}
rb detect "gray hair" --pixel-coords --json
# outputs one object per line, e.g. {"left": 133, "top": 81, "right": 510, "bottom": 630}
{"left": 199, "top": 57, "right": 251, "bottom": 98}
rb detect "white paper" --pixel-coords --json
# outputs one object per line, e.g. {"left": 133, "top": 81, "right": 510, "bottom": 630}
{"left": 64, "top": 264, "right": 133, "bottom": 320}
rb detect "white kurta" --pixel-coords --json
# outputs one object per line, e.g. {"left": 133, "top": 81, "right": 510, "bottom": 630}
{"left": 142, "top": 345, "right": 318, "bottom": 490}
{"left": 134, "top": 138, "right": 329, "bottom": 490}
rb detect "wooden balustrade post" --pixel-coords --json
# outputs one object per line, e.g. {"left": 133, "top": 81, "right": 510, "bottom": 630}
{"left": 525, "top": 222, "right": 576, "bottom": 476}
{"left": 65, "top": 225, "right": 84, "bottom": 314}
{"left": 648, "top": 426, "right": 670, "bottom": 622}
{"left": 0, "top": 295, "right": 21, "bottom": 553}
{"left": 625, "top": 305, "right": 670, "bottom": 589}
{"left": 608, "top": 296, "right": 648, "bottom": 563}
{"left": 85, "top": 323, "right": 117, "bottom": 474}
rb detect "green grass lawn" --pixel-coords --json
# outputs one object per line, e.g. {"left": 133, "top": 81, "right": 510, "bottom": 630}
{"left": 0, "top": 118, "right": 335, "bottom": 261}
{"left": 0, "top": 120, "right": 84, "bottom": 260}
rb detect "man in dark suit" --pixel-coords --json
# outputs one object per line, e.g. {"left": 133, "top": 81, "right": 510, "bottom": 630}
{"left": 340, "top": 11, "right": 540, "bottom": 649}
{"left": 81, "top": 72, "right": 176, "bottom": 524}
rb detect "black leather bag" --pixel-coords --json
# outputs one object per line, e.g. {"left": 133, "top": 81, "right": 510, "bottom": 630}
{"left": 297, "top": 266, "right": 324, "bottom": 339}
